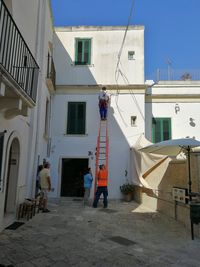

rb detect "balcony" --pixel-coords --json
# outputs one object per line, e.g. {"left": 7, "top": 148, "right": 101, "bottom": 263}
{"left": 0, "top": 0, "right": 39, "bottom": 118}
{"left": 46, "top": 52, "right": 56, "bottom": 93}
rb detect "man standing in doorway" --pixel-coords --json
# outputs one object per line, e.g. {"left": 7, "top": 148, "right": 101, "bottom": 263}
{"left": 39, "top": 162, "right": 51, "bottom": 213}
{"left": 93, "top": 164, "right": 108, "bottom": 208}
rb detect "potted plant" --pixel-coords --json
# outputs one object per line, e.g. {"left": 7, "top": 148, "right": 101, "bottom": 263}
{"left": 120, "top": 183, "right": 134, "bottom": 202}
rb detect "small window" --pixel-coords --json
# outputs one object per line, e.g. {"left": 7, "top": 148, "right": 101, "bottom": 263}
{"left": 67, "top": 102, "right": 86, "bottom": 134}
{"left": 128, "top": 51, "right": 135, "bottom": 60}
{"left": 152, "top": 118, "right": 171, "bottom": 143}
{"left": 75, "top": 38, "right": 91, "bottom": 65}
{"left": 131, "top": 116, "right": 137, "bottom": 126}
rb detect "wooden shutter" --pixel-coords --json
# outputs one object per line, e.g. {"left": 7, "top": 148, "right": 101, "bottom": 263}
{"left": 152, "top": 118, "right": 171, "bottom": 143}
{"left": 67, "top": 102, "right": 86, "bottom": 134}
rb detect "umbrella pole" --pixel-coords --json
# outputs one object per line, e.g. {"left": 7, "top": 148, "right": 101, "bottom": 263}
{"left": 187, "top": 147, "right": 192, "bottom": 201}
{"left": 187, "top": 147, "right": 194, "bottom": 240}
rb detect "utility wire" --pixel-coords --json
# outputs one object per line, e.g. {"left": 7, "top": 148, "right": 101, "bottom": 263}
{"left": 115, "top": 0, "right": 135, "bottom": 84}
{"left": 114, "top": 0, "right": 145, "bottom": 124}
{"left": 114, "top": 0, "right": 136, "bottom": 127}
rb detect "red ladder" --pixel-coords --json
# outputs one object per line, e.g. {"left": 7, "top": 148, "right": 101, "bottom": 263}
{"left": 94, "top": 120, "right": 109, "bottom": 196}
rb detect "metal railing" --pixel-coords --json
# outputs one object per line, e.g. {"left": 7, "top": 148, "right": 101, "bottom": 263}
{"left": 0, "top": 0, "right": 39, "bottom": 103}
{"left": 47, "top": 52, "right": 56, "bottom": 89}
{"left": 149, "top": 69, "right": 200, "bottom": 82}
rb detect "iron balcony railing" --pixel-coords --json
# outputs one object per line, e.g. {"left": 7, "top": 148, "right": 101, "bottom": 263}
{"left": 0, "top": 0, "right": 39, "bottom": 103}
{"left": 47, "top": 52, "right": 56, "bottom": 89}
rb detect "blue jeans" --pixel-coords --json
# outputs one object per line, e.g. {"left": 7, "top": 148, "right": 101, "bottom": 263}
{"left": 99, "top": 107, "right": 107, "bottom": 119}
{"left": 93, "top": 186, "right": 108, "bottom": 208}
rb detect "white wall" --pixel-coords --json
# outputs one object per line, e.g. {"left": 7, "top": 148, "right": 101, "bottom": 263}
{"left": 12, "top": 0, "right": 39, "bottom": 57}
{"left": 25, "top": 0, "right": 54, "bottom": 196}
{"left": 50, "top": 87, "right": 145, "bottom": 199}
{"left": 145, "top": 82, "right": 200, "bottom": 141}
{"left": 0, "top": 0, "right": 54, "bottom": 230}
{"left": 54, "top": 26, "right": 144, "bottom": 86}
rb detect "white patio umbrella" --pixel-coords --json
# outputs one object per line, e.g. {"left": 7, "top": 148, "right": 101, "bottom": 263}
{"left": 139, "top": 138, "right": 200, "bottom": 199}
{"left": 140, "top": 137, "right": 200, "bottom": 240}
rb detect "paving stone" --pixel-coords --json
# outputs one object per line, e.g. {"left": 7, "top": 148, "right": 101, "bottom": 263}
{"left": 15, "top": 261, "right": 36, "bottom": 267}
{"left": 48, "top": 260, "right": 71, "bottom": 267}
{"left": 30, "top": 256, "right": 53, "bottom": 267}
{"left": 0, "top": 199, "right": 199, "bottom": 266}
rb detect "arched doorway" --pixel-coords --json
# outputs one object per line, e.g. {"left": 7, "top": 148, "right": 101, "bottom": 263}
{"left": 4, "top": 138, "right": 20, "bottom": 214}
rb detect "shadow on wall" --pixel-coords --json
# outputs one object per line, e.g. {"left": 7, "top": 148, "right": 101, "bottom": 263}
{"left": 107, "top": 105, "right": 136, "bottom": 199}
{"left": 54, "top": 34, "right": 97, "bottom": 85}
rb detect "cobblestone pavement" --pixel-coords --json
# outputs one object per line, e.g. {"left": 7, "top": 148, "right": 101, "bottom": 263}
{"left": 0, "top": 198, "right": 200, "bottom": 267}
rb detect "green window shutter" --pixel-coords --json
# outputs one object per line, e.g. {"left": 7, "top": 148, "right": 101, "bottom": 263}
{"left": 67, "top": 103, "right": 76, "bottom": 134}
{"left": 75, "top": 39, "right": 91, "bottom": 65}
{"left": 153, "top": 119, "right": 161, "bottom": 143}
{"left": 67, "top": 102, "right": 86, "bottom": 134}
{"left": 152, "top": 118, "right": 171, "bottom": 143}
{"left": 163, "top": 119, "right": 171, "bottom": 140}
{"left": 75, "top": 39, "right": 79, "bottom": 65}
{"left": 77, "top": 103, "right": 86, "bottom": 134}
{"left": 84, "top": 39, "right": 91, "bottom": 65}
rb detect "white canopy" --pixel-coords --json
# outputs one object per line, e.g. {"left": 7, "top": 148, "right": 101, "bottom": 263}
{"left": 130, "top": 134, "right": 165, "bottom": 188}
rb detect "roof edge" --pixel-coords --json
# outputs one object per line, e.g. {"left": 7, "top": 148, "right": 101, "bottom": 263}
{"left": 55, "top": 25, "right": 144, "bottom": 32}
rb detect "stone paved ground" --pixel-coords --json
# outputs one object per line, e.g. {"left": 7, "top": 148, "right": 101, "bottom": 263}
{"left": 0, "top": 198, "right": 200, "bottom": 267}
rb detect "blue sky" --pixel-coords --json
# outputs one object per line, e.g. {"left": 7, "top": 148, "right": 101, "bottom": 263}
{"left": 50, "top": 0, "right": 200, "bottom": 79}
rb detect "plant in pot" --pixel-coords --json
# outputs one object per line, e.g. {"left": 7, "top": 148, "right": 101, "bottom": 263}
{"left": 120, "top": 183, "right": 134, "bottom": 202}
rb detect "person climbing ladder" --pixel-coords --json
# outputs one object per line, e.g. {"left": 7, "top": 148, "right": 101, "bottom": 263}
{"left": 98, "top": 87, "right": 110, "bottom": 120}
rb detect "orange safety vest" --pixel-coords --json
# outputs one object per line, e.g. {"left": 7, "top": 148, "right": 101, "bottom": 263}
{"left": 98, "top": 169, "right": 108, "bottom": 186}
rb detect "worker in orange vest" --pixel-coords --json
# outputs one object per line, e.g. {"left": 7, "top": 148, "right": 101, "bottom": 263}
{"left": 93, "top": 164, "right": 108, "bottom": 208}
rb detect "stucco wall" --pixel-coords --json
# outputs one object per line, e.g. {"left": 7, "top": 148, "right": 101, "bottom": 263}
{"left": 54, "top": 26, "right": 144, "bottom": 85}
{"left": 50, "top": 87, "right": 145, "bottom": 199}
{"left": 0, "top": 0, "right": 54, "bottom": 230}
{"left": 145, "top": 82, "right": 200, "bottom": 141}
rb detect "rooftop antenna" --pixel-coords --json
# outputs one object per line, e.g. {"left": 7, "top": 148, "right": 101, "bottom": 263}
{"left": 166, "top": 58, "right": 172, "bottom": 80}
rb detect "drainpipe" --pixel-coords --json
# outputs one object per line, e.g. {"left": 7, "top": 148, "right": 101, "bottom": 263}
{"left": 26, "top": 0, "right": 45, "bottom": 197}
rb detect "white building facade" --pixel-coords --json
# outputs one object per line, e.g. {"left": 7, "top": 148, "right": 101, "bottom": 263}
{"left": 50, "top": 26, "right": 146, "bottom": 199}
{"left": 145, "top": 81, "right": 200, "bottom": 142}
{"left": 1, "top": 0, "right": 200, "bottom": 232}
{"left": 0, "top": 0, "right": 55, "bottom": 230}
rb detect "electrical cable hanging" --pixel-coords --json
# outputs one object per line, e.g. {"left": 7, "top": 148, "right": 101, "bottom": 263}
{"left": 115, "top": 0, "right": 135, "bottom": 84}
{"left": 114, "top": 0, "right": 136, "bottom": 127}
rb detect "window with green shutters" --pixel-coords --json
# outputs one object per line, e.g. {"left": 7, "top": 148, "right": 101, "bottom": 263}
{"left": 75, "top": 38, "right": 91, "bottom": 65}
{"left": 67, "top": 102, "right": 86, "bottom": 134}
{"left": 152, "top": 118, "right": 171, "bottom": 143}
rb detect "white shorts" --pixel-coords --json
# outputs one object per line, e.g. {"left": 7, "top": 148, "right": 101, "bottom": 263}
{"left": 40, "top": 188, "right": 48, "bottom": 199}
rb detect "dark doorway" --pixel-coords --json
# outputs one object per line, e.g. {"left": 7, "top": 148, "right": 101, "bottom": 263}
{"left": 4, "top": 138, "right": 20, "bottom": 214}
{"left": 61, "top": 158, "right": 88, "bottom": 197}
